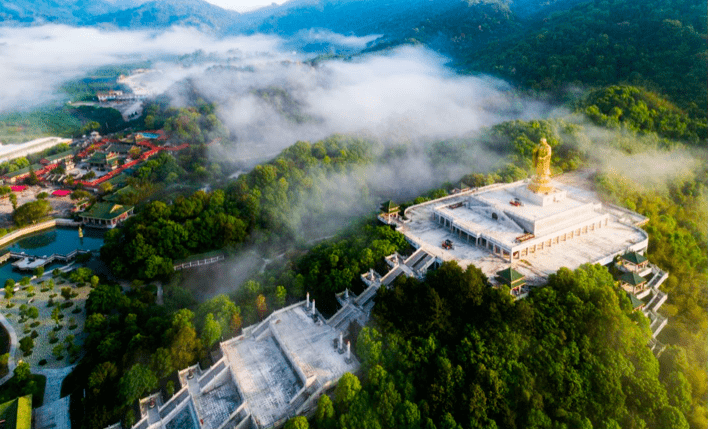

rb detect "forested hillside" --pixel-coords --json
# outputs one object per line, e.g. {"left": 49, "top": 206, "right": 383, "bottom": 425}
{"left": 101, "top": 134, "right": 373, "bottom": 279}
{"left": 465, "top": 0, "right": 707, "bottom": 119}
{"left": 324, "top": 262, "right": 693, "bottom": 429}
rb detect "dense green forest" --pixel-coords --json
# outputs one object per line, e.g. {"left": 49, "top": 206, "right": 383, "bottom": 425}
{"left": 304, "top": 262, "right": 695, "bottom": 429}
{"left": 0, "top": 104, "right": 134, "bottom": 143}
{"left": 1, "top": 1, "right": 703, "bottom": 426}
{"left": 59, "top": 63, "right": 151, "bottom": 102}
{"left": 101, "top": 135, "right": 373, "bottom": 280}
{"left": 464, "top": 0, "right": 707, "bottom": 119}
{"left": 581, "top": 86, "right": 707, "bottom": 143}
{"left": 594, "top": 169, "right": 708, "bottom": 428}
{"left": 71, "top": 107, "right": 707, "bottom": 428}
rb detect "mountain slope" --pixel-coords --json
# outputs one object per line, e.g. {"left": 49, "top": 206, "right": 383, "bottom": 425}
{"left": 0, "top": 0, "right": 126, "bottom": 25}
{"left": 0, "top": 0, "right": 238, "bottom": 31}
{"left": 90, "top": 0, "right": 240, "bottom": 32}
{"left": 465, "top": 0, "right": 707, "bottom": 117}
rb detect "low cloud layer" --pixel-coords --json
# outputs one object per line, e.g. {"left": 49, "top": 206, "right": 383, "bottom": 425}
{"left": 191, "top": 46, "right": 555, "bottom": 161}
{"left": 564, "top": 118, "right": 704, "bottom": 191}
{"left": 0, "top": 25, "right": 288, "bottom": 112}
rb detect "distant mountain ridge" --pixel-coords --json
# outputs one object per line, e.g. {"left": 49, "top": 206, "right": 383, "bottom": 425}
{"left": 0, "top": 0, "right": 581, "bottom": 36}
{"left": 90, "top": 0, "right": 240, "bottom": 32}
{"left": 0, "top": 0, "right": 239, "bottom": 31}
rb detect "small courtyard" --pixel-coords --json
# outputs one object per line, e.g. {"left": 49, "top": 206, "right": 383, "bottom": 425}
{"left": 2, "top": 270, "right": 91, "bottom": 369}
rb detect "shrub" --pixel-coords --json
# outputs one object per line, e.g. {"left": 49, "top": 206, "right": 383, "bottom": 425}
{"left": 6, "top": 303, "right": 14, "bottom": 308}
{"left": 61, "top": 302, "right": 74, "bottom": 309}
{"left": 72, "top": 308, "right": 82, "bottom": 314}
{"left": 166, "top": 380, "right": 175, "bottom": 396}
{"left": 39, "top": 359, "right": 47, "bottom": 365}
{"left": 53, "top": 325, "right": 63, "bottom": 332}
{"left": 30, "top": 321, "right": 40, "bottom": 328}
{"left": 19, "top": 336, "right": 33, "bottom": 355}
{"left": 30, "top": 330, "right": 38, "bottom": 338}
{"left": 69, "top": 324, "right": 78, "bottom": 330}
{"left": 49, "top": 293, "right": 57, "bottom": 298}
{"left": 27, "top": 293, "right": 35, "bottom": 298}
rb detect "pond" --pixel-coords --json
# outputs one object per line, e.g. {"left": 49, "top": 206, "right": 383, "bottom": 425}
{"left": 0, "top": 227, "right": 105, "bottom": 281}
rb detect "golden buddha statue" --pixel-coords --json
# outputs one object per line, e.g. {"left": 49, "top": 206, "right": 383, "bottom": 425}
{"left": 528, "top": 138, "right": 554, "bottom": 194}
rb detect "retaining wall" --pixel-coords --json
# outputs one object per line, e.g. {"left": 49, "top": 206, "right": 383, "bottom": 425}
{"left": 0, "top": 219, "right": 80, "bottom": 248}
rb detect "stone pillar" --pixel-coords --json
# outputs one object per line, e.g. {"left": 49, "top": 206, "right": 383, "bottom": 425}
{"left": 312, "top": 300, "right": 316, "bottom": 316}
{"left": 306, "top": 292, "right": 309, "bottom": 308}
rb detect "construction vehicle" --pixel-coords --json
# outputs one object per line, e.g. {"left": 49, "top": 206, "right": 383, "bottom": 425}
{"left": 442, "top": 239, "right": 454, "bottom": 250}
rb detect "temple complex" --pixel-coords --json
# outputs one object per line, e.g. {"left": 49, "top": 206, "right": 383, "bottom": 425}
{"left": 129, "top": 300, "right": 361, "bottom": 429}
{"left": 125, "top": 138, "right": 670, "bottom": 429}
{"left": 391, "top": 139, "right": 654, "bottom": 289}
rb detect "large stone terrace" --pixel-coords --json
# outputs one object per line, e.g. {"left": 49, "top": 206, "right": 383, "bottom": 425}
{"left": 397, "top": 180, "right": 648, "bottom": 285}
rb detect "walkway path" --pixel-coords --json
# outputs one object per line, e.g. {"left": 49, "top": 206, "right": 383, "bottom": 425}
{"left": 0, "top": 307, "right": 18, "bottom": 386}
{"left": 32, "top": 364, "right": 77, "bottom": 429}
{"left": 34, "top": 364, "right": 76, "bottom": 404}
{"left": 34, "top": 396, "right": 71, "bottom": 429}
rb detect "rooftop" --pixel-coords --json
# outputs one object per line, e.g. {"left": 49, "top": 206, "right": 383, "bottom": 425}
{"left": 380, "top": 200, "right": 399, "bottom": 214}
{"left": 622, "top": 251, "right": 648, "bottom": 265}
{"left": 497, "top": 267, "right": 525, "bottom": 283}
{"left": 620, "top": 271, "right": 646, "bottom": 286}
{"left": 628, "top": 293, "right": 644, "bottom": 309}
{"left": 41, "top": 150, "right": 75, "bottom": 163}
{"left": 222, "top": 303, "right": 358, "bottom": 427}
{"left": 473, "top": 183, "right": 585, "bottom": 221}
{"left": 399, "top": 179, "right": 649, "bottom": 284}
{"left": 0, "top": 395, "right": 32, "bottom": 429}
{"left": 87, "top": 152, "right": 119, "bottom": 163}
{"left": 4, "top": 164, "right": 43, "bottom": 179}
{"left": 81, "top": 202, "right": 133, "bottom": 220}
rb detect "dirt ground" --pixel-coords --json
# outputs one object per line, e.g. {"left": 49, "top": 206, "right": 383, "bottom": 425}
{"left": 0, "top": 185, "right": 79, "bottom": 229}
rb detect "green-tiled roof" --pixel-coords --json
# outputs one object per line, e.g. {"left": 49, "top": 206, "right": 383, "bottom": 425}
{"left": 380, "top": 200, "right": 399, "bottom": 213}
{"left": 627, "top": 293, "right": 644, "bottom": 309}
{"left": 621, "top": 251, "right": 647, "bottom": 265}
{"left": 4, "top": 164, "right": 42, "bottom": 179}
{"left": 0, "top": 395, "right": 32, "bottom": 429}
{"left": 81, "top": 202, "right": 133, "bottom": 220}
{"left": 88, "top": 152, "right": 119, "bottom": 164}
{"left": 43, "top": 150, "right": 74, "bottom": 162}
{"left": 620, "top": 271, "right": 646, "bottom": 286}
{"left": 104, "top": 173, "right": 130, "bottom": 187}
{"left": 105, "top": 143, "right": 134, "bottom": 154}
{"left": 497, "top": 267, "right": 525, "bottom": 284}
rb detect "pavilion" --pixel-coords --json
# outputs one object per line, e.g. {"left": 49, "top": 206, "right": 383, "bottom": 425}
{"left": 80, "top": 202, "right": 134, "bottom": 228}
{"left": 619, "top": 251, "right": 649, "bottom": 272}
